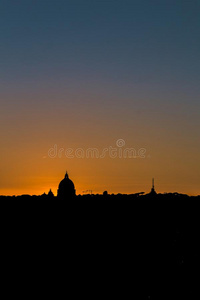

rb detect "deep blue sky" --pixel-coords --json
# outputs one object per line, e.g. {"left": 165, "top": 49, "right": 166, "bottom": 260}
{"left": 1, "top": 0, "right": 200, "bottom": 87}
{"left": 0, "top": 0, "right": 200, "bottom": 195}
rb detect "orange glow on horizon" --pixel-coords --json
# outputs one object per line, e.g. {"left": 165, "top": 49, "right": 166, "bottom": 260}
{"left": 1, "top": 91, "right": 200, "bottom": 197}
{"left": 1, "top": 1, "right": 200, "bottom": 198}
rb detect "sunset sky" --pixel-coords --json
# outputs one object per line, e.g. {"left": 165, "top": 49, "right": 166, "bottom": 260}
{"left": 0, "top": 0, "right": 200, "bottom": 196}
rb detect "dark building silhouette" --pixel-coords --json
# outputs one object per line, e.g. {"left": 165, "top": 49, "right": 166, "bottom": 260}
{"left": 57, "top": 172, "right": 76, "bottom": 199}
{"left": 48, "top": 189, "right": 54, "bottom": 198}
{"left": 103, "top": 191, "right": 108, "bottom": 196}
{"left": 149, "top": 178, "right": 157, "bottom": 195}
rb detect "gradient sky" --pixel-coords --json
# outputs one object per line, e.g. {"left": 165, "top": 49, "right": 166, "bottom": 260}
{"left": 0, "top": 0, "right": 200, "bottom": 195}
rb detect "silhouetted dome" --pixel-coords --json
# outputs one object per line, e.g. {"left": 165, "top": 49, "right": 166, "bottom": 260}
{"left": 58, "top": 178, "right": 75, "bottom": 191}
{"left": 48, "top": 189, "right": 54, "bottom": 197}
{"left": 57, "top": 172, "right": 76, "bottom": 199}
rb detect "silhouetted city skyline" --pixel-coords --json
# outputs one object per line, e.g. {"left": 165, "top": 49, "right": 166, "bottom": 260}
{"left": 1, "top": 3, "right": 199, "bottom": 297}
{"left": 0, "top": 171, "right": 199, "bottom": 199}
{"left": 0, "top": 1, "right": 200, "bottom": 196}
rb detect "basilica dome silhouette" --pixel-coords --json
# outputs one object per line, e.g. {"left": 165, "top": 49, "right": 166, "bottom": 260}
{"left": 57, "top": 172, "right": 76, "bottom": 199}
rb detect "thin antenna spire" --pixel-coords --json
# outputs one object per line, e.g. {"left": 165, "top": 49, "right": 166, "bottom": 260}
{"left": 150, "top": 177, "right": 157, "bottom": 195}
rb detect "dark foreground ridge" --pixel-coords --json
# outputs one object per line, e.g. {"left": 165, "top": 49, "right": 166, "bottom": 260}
{"left": 1, "top": 193, "right": 200, "bottom": 298}
{"left": 1, "top": 173, "right": 199, "bottom": 299}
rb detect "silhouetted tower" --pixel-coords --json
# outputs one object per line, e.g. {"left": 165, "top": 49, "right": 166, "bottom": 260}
{"left": 150, "top": 178, "right": 157, "bottom": 195}
{"left": 152, "top": 178, "right": 154, "bottom": 191}
{"left": 57, "top": 172, "right": 76, "bottom": 199}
